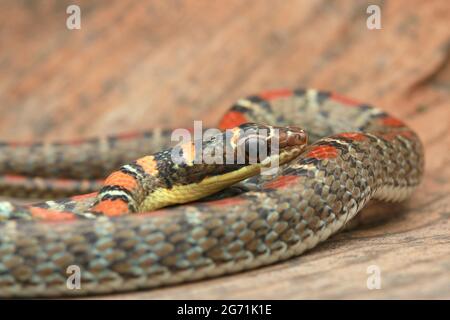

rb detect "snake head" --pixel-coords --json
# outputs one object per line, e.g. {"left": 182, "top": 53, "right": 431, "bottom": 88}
{"left": 137, "top": 123, "right": 308, "bottom": 211}
{"left": 170, "top": 122, "right": 307, "bottom": 185}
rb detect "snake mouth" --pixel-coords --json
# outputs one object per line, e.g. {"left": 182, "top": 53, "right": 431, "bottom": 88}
{"left": 260, "top": 142, "right": 306, "bottom": 169}
{"left": 261, "top": 125, "right": 308, "bottom": 168}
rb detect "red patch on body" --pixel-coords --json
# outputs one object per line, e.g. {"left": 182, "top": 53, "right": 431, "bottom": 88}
{"left": 104, "top": 171, "right": 138, "bottom": 192}
{"left": 52, "top": 179, "right": 75, "bottom": 187}
{"left": 264, "top": 175, "right": 299, "bottom": 189}
{"left": 381, "top": 116, "right": 404, "bottom": 127}
{"left": 116, "top": 132, "right": 141, "bottom": 140}
{"left": 338, "top": 132, "right": 366, "bottom": 141}
{"left": 331, "top": 92, "right": 361, "bottom": 106}
{"left": 260, "top": 89, "right": 293, "bottom": 101}
{"left": 47, "top": 178, "right": 87, "bottom": 189}
{"left": 2, "top": 175, "right": 27, "bottom": 182}
{"left": 8, "top": 141, "right": 35, "bottom": 147}
{"left": 71, "top": 192, "right": 98, "bottom": 201}
{"left": 29, "top": 207, "right": 76, "bottom": 221}
{"left": 207, "top": 197, "right": 246, "bottom": 207}
{"left": 66, "top": 138, "right": 89, "bottom": 145}
{"left": 219, "top": 111, "right": 248, "bottom": 130}
{"left": 91, "top": 199, "right": 130, "bottom": 217}
{"left": 306, "top": 145, "right": 338, "bottom": 159}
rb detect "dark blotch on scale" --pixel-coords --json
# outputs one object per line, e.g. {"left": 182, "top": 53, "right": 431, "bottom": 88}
{"left": 293, "top": 88, "right": 306, "bottom": 96}
{"left": 316, "top": 91, "right": 331, "bottom": 104}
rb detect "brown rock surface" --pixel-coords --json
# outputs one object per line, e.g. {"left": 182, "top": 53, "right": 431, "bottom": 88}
{"left": 0, "top": 0, "right": 448, "bottom": 299}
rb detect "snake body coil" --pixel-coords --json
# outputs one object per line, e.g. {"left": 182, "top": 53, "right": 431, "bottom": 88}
{"left": 0, "top": 88, "right": 424, "bottom": 297}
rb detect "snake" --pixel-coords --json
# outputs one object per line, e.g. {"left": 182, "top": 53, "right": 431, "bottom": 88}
{"left": 0, "top": 88, "right": 424, "bottom": 297}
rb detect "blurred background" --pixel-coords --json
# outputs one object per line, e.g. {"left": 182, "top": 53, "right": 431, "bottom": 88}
{"left": 0, "top": 0, "right": 448, "bottom": 299}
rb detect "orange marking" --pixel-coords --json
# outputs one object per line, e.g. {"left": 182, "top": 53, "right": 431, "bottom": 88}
{"left": 66, "top": 138, "right": 87, "bottom": 145}
{"left": 71, "top": 192, "right": 98, "bottom": 201}
{"left": 8, "top": 141, "right": 35, "bottom": 147}
{"left": 29, "top": 207, "right": 76, "bottom": 221}
{"left": 338, "top": 132, "right": 366, "bottom": 141}
{"left": 381, "top": 116, "right": 404, "bottom": 127}
{"left": 51, "top": 179, "right": 78, "bottom": 188}
{"left": 136, "top": 156, "right": 158, "bottom": 175}
{"left": 28, "top": 177, "right": 88, "bottom": 189}
{"left": 306, "top": 145, "right": 338, "bottom": 159}
{"left": 264, "top": 175, "right": 299, "bottom": 189}
{"left": 103, "top": 171, "right": 138, "bottom": 192}
{"left": 207, "top": 197, "right": 246, "bottom": 207}
{"left": 331, "top": 92, "right": 361, "bottom": 106}
{"left": 219, "top": 111, "right": 248, "bottom": 130}
{"left": 91, "top": 199, "right": 130, "bottom": 217}
{"left": 3, "top": 175, "right": 27, "bottom": 182}
{"left": 260, "top": 88, "right": 292, "bottom": 100}
{"left": 116, "top": 132, "right": 140, "bottom": 140}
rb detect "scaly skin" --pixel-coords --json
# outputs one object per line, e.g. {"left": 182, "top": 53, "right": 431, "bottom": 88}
{"left": 0, "top": 88, "right": 424, "bottom": 297}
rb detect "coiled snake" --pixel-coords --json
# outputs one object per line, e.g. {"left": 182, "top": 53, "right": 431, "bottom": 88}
{"left": 0, "top": 88, "right": 424, "bottom": 297}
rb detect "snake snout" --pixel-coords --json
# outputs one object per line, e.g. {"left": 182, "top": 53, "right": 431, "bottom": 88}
{"left": 278, "top": 126, "right": 308, "bottom": 148}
